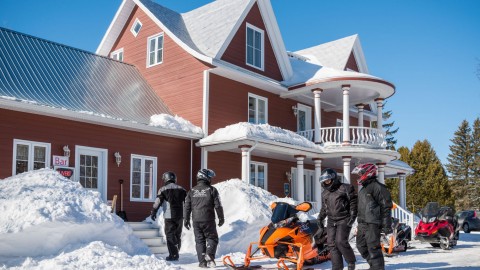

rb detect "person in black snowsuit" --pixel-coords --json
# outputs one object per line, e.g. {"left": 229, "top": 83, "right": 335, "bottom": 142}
{"left": 150, "top": 171, "right": 187, "bottom": 261}
{"left": 352, "top": 163, "right": 393, "bottom": 270}
{"left": 317, "top": 168, "right": 358, "bottom": 270}
{"left": 184, "top": 168, "right": 224, "bottom": 268}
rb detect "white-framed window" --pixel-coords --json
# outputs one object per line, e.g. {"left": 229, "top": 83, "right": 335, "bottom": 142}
{"left": 13, "top": 139, "right": 51, "bottom": 175}
{"left": 130, "top": 154, "right": 157, "bottom": 201}
{"left": 246, "top": 23, "right": 264, "bottom": 70}
{"left": 110, "top": 48, "right": 124, "bottom": 62}
{"left": 147, "top": 33, "right": 164, "bottom": 67}
{"left": 250, "top": 162, "right": 267, "bottom": 189}
{"left": 248, "top": 93, "right": 268, "bottom": 124}
{"left": 130, "top": 18, "right": 142, "bottom": 37}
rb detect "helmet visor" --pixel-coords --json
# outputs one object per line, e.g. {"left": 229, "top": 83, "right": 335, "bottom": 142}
{"left": 319, "top": 174, "right": 334, "bottom": 183}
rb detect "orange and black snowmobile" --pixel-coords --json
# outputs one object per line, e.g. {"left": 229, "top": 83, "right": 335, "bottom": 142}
{"left": 223, "top": 201, "right": 330, "bottom": 270}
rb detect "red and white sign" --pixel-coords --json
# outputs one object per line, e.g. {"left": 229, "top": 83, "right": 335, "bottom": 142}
{"left": 54, "top": 166, "right": 75, "bottom": 180}
{"left": 53, "top": 155, "right": 69, "bottom": 167}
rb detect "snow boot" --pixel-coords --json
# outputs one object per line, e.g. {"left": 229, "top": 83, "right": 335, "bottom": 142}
{"left": 348, "top": 263, "right": 355, "bottom": 270}
{"left": 205, "top": 254, "right": 216, "bottom": 268}
{"left": 199, "top": 261, "right": 208, "bottom": 268}
{"left": 165, "top": 255, "right": 179, "bottom": 261}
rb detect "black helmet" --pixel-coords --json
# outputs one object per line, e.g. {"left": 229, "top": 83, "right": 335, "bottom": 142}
{"left": 319, "top": 168, "right": 338, "bottom": 189}
{"left": 197, "top": 168, "right": 216, "bottom": 183}
{"left": 162, "top": 171, "right": 177, "bottom": 183}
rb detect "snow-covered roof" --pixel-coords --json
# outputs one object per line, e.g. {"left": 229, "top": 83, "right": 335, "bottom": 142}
{"left": 295, "top": 34, "right": 361, "bottom": 72}
{"left": 199, "top": 122, "right": 319, "bottom": 150}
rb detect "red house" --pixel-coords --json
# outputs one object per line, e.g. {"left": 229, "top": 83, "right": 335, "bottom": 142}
{"left": 1, "top": 0, "right": 414, "bottom": 223}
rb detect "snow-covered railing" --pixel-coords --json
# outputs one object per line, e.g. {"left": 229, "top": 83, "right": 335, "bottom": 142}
{"left": 296, "top": 127, "right": 386, "bottom": 149}
{"left": 392, "top": 202, "right": 415, "bottom": 234}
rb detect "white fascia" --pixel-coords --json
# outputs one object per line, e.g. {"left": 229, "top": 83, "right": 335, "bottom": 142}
{"left": 352, "top": 36, "right": 369, "bottom": 74}
{"left": 0, "top": 99, "right": 203, "bottom": 140}
{"left": 97, "top": 0, "right": 134, "bottom": 55}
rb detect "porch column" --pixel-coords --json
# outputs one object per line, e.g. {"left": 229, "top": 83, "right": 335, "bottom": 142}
{"left": 342, "top": 156, "right": 352, "bottom": 184}
{"left": 356, "top": 104, "right": 365, "bottom": 127}
{"left": 375, "top": 98, "right": 384, "bottom": 131}
{"left": 201, "top": 148, "right": 208, "bottom": 169}
{"left": 342, "top": 85, "right": 351, "bottom": 145}
{"left": 398, "top": 173, "right": 407, "bottom": 209}
{"left": 313, "top": 158, "right": 322, "bottom": 207}
{"left": 312, "top": 88, "right": 323, "bottom": 144}
{"left": 377, "top": 163, "right": 386, "bottom": 184}
{"left": 239, "top": 145, "right": 252, "bottom": 182}
{"left": 295, "top": 155, "right": 306, "bottom": 202}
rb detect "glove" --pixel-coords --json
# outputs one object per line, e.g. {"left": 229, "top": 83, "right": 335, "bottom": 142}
{"left": 381, "top": 226, "right": 393, "bottom": 235}
{"left": 317, "top": 219, "right": 325, "bottom": 228}
{"left": 184, "top": 219, "right": 191, "bottom": 230}
{"left": 150, "top": 209, "right": 157, "bottom": 221}
{"left": 347, "top": 217, "right": 356, "bottom": 228}
{"left": 218, "top": 219, "right": 225, "bottom": 227}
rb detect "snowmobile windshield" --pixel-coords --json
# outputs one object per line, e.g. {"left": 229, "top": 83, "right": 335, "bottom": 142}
{"left": 271, "top": 202, "right": 298, "bottom": 224}
{"left": 421, "top": 202, "right": 440, "bottom": 218}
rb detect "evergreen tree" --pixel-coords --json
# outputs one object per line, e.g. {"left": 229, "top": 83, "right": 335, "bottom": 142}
{"left": 446, "top": 120, "right": 472, "bottom": 182}
{"left": 405, "top": 140, "right": 454, "bottom": 213}
{"left": 383, "top": 110, "right": 399, "bottom": 150}
{"left": 471, "top": 118, "right": 480, "bottom": 208}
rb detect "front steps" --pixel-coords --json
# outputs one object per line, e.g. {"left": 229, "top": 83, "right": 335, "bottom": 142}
{"left": 127, "top": 222, "right": 168, "bottom": 257}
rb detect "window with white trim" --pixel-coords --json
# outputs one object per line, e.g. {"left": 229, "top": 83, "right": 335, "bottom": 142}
{"left": 110, "top": 48, "right": 124, "bottom": 62}
{"left": 13, "top": 139, "right": 51, "bottom": 175}
{"left": 130, "top": 155, "right": 157, "bottom": 201}
{"left": 147, "top": 33, "right": 164, "bottom": 67}
{"left": 246, "top": 23, "right": 264, "bottom": 70}
{"left": 130, "top": 18, "right": 142, "bottom": 37}
{"left": 250, "top": 162, "right": 267, "bottom": 189}
{"left": 248, "top": 93, "right": 268, "bottom": 124}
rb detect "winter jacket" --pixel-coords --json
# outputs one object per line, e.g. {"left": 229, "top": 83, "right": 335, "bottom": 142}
{"left": 317, "top": 181, "right": 358, "bottom": 224}
{"left": 357, "top": 177, "right": 393, "bottom": 228}
{"left": 152, "top": 181, "right": 187, "bottom": 220}
{"left": 184, "top": 180, "right": 224, "bottom": 223}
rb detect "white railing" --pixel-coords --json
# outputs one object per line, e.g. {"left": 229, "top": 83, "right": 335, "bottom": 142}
{"left": 296, "top": 127, "right": 386, "bottom": 149}
{"left": 392, "top": 202, "right": 415, "bottom": 234}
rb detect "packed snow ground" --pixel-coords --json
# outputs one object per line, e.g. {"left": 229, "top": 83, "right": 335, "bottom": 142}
{"left": 1, "top": 169, "right": 479, "bottom": 269}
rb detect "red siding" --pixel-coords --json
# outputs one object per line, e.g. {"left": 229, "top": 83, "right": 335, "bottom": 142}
{"left": 0, "top": 109, "right": 193, "bottom": 221}
{"left": 221, "top": 3, "right": 283, "bottom": 81}
{"left": 208, "top": 151, "right": 314, "bottom": 198}
{"left": 110, "top": 6, "right": 212, "bottom": 128}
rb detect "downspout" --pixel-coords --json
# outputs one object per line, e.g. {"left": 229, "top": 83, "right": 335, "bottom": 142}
{"left": 190, "top": 140, "right": 193, "bottom": 189}
{"left": 201, "top": 69, "right": 211, "bottom": 169}
{"left": 245, "top": 141, "right": 258, "bottom": 182}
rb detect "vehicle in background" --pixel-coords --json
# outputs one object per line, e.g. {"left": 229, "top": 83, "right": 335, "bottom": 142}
{"left": 456, "top": 210, "right": 480, "bottom": 233}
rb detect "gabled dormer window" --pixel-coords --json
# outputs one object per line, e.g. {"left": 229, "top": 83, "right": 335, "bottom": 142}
{"left": 246, "top": 23, "right": 264, "bottom": 70}
{"left": 248, "top": 93, "right": 267, "bottom": 124}
{"left": 147, "top": 33, "right": 164, "bottom": 67}
{"left": 131, "top": 18, "right": 142, "bottom": 37}
{"left": 110, "top": 48, "right": 124, "bottom": 62}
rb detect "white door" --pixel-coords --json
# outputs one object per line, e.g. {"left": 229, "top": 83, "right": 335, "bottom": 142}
{"left": 291, "top": 168, "right": 315, "bottom": 202}
{"left": 75, "top": 146, "right": 107, "bottom": 201}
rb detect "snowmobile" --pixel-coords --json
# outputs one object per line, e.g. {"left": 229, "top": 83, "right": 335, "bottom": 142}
{"left": 381, "top": 217, "right": 412, "bottom": 255}
{"left": 223, "top": 201, "right": 330, "bottom": 270}
{"left": 415, "top": 202, "right": 459, "bottom": 250}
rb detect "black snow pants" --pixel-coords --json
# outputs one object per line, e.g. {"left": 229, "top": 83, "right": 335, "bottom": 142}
{"left": 326, "top": 218, "right": 356, "bottom": 270}
{"left": 193, "top": 220, "right": 219, "bottom": 263}
{"left": 165, "top": 218, "right": 183, "bottom": 257}
{"left": 356, "top": 222, "right": 384, "bottom": 270}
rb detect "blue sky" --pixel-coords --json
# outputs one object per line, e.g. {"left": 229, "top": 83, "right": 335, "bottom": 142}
{"left": 1, "top": 0, "right": 479, "bottom": 166}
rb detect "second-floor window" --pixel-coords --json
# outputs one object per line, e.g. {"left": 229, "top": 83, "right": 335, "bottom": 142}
{"left": 110, "top": 48, "right": 124, "bottom": 62}
{"left": 250, "top": 162, "right": 267, "bottom": 189}
{"left": 131, "top": 18, "right": 142, "bottom": 37}
{"left": 130, "top": 155, "right": 157, "bottom": 201}
{"left": 248, "top": 93, "right": 268, "bottom": 124}
{"left": 246, "top": 23, "right": 264, "bottom": 70}
{"left": 147, "top": 33, "right": 164, "bottom": 67}
{"left": 13, "top": 139, "right": 50, "bottom": 175}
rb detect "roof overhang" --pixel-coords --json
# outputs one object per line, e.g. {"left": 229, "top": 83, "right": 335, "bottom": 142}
{"left": 0, "top": 99, "right": 203, "bottom": 140}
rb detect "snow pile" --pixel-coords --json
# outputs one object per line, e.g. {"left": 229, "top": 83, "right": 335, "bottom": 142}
{"left": 149, "top": 114, "right": 203, "bottom": 135}
{"left": 200, "top": 122, "right": 318, "bottom": 149}
{"left": 0, "top": 169, "right": 149, "bottom": 259}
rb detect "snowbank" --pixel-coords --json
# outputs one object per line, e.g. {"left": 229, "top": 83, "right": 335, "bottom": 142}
{"left": 149, "top": 114, "right": 203, "bottom": 135}
{"left": 0, "top": 169, "right": 149, "bottom": 259}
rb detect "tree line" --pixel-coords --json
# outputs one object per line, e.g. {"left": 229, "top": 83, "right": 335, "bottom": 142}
{"left": 385, "top": 118, "right": 480, "bottom": 212}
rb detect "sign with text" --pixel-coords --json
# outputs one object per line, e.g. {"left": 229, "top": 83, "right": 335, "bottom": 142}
{"left": 55, "top": 166, "right": 75, "bottom": 180}
{"left": 53, "top": 155, "right": 69, "bottom": 167}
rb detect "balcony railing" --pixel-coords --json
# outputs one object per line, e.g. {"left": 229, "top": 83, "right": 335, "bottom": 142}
{"left": 297, "top": 126, "right": 386, "bottom": 148}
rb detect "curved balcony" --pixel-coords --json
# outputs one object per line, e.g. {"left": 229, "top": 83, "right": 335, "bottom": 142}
{"left": 297, "top": 126, "right": 386, "bottom": 149}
